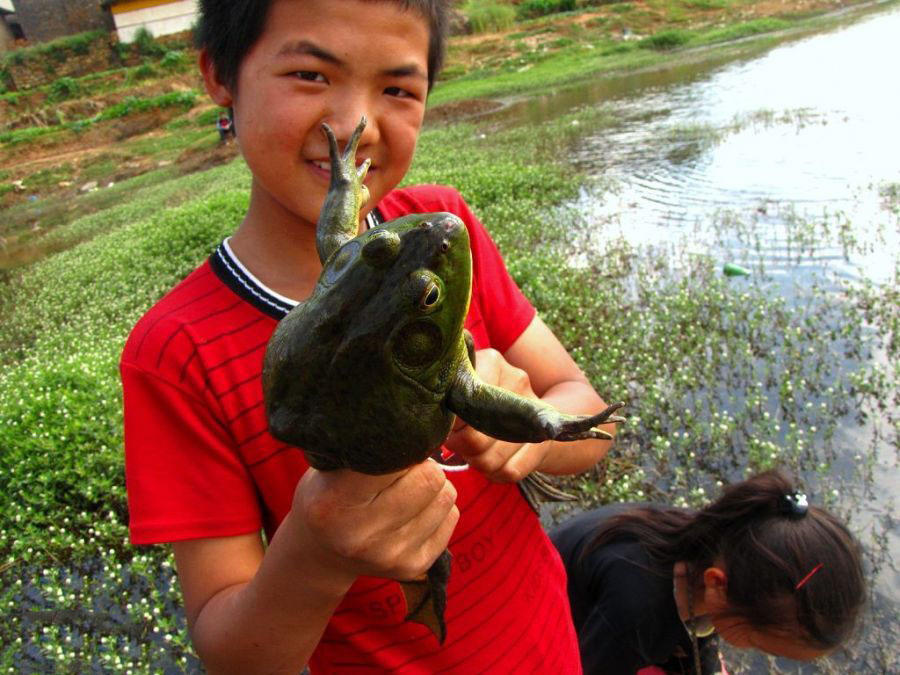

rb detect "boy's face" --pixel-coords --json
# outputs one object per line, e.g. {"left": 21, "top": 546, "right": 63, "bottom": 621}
{"left": 205, "top": 0, "right": 430, "bottom": 230}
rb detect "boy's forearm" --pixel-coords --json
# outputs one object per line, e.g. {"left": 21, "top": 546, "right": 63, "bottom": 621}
{"left": 191, "top": 511, "right": 355, "bottom": 674}
{"left": 537, "top": 379, "right": 616, "bottom": 475}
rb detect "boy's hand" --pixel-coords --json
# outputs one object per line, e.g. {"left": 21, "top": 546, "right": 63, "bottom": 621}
{"left": 288, "top": 461, "right": 459, "bottom": 585}
{"left": 443, "top": 348, "right": 550, "bottom": 483}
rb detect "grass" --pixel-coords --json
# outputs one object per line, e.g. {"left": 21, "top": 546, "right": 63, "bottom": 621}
{"left": 0, "top": 143, "right": 236, "bottom": 272}
{"left": 1, "top": 30, "right": 107, "bottom": 67}
{"left": 1, "top": 98, "right": 898, "bottom": 669}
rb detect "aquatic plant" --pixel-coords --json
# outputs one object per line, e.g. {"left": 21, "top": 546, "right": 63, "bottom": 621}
{"left": 0, "top": 94, "right": 896, "bottom": 675}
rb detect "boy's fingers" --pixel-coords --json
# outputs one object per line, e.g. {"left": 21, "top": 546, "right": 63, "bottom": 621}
{"left": 393, "top": 495, "right": 459, "bottom": 580}
{"left": 444, "top": 424, "right": 493, "bottom": 458}
{"left": 486, "top": 443, "right": 544, "bottom": 484}
{"left": 377, "top": 459, "right": 449, "bottom": 510}
{"left": 324, "top": 467, "right": 410, "bottom": 505}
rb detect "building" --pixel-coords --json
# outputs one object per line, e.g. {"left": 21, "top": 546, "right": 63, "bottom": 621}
{"left": 102, "top": 0, "right": 198, "bottom": 43}
{"left": 0, "top": 0, "right": 21, "bottom": 51}
{"left": 9, "top": 0, "right": 113, "bottom": 43}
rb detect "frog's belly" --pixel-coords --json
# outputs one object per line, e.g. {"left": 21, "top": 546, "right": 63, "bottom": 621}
{"left": 298, "top": 398, "right": 453, "bottom": 473}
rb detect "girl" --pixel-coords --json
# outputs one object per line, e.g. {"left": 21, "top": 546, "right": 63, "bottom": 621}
{"left": 551, "top": 470, "right": 866, "bottom": 674}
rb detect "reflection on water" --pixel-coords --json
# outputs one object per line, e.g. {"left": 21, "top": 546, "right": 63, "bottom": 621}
{"left": 497, "top": 5, "right": 899, "bottom": 673}
{"left": 496, "top": 5, "right": 900, "bottom": 285}
{"left": 570, "top": 8, "right": 900, "bottom": 287}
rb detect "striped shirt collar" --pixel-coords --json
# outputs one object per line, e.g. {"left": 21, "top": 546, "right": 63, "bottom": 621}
{"left": 209, "top": 209, "right": 383, "bottom": 320}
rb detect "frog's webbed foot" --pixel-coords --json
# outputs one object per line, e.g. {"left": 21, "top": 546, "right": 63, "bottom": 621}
{"left": 518, "top": 471, "right": 578, "bottom": 515}
{"left": 322, "top": 117, "right": 371, "bottom": 198}
{"left": 540, "top": 401, "right": 627, "bottom": 442}
{"left": 399, "top": 549, "right": 452, "bottom": 644}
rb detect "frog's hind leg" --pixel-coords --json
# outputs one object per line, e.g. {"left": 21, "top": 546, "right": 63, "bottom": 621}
{"left": 399, "top": 549, "right": 452, "bottom": 644}
{"left": 316, "top": 117, "right": 372, "bottom": 263}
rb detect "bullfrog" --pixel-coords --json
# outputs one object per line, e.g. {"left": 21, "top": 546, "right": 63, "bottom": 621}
{"left": 262, "top": 117, "right": 625, "bottom": 644}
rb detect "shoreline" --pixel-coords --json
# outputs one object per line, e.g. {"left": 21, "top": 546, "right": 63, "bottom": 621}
{"left": 427, "top": 0, "right": 898, "bottom": 117}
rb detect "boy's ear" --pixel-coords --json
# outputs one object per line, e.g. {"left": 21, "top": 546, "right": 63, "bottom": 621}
{"left": 199, "top": 48, "right": 233, "bottom": 107}
{"left": 702, "top": 566, "right": 729, "bottom": 613}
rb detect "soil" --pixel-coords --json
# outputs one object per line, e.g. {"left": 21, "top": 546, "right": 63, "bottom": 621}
{"left": 176, "top": 139, "right": 240, "bottom": 175}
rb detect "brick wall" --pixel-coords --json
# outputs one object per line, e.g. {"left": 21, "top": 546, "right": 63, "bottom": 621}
{"left": 13, "top": 0, "right": 113, "bottom": 43}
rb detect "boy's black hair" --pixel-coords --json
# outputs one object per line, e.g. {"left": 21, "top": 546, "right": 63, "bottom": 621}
{"left": 587, "top": 470, "right": 866, "bottom": 651}
{"left": 196, "top": 0, "right": 449, "bottom": 92}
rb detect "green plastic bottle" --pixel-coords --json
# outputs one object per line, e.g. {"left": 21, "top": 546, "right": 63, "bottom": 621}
{"left": 723, "top": 262, "right": 751, "bottom": 277}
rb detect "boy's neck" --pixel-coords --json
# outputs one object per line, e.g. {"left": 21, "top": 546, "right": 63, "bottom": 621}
{"left": 229, "top": 198, "right": 323, "bottom": 303}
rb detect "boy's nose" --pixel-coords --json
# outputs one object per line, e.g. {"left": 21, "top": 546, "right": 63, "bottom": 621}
{"left": 324, "top": 108, "right": 378, "bottom": 151}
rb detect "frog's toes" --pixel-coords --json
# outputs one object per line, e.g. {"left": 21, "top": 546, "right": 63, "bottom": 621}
{"left": 347, "top": 115, "right": 367, "bottom": 156}
{"left": 590, "top": 401, "right": 627, "bottom": 425}
{"left": 357, "top": 157, "right": 371, "bottom": 180}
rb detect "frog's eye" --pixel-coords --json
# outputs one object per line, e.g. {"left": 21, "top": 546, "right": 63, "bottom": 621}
{"left": 363, "top": 230, "right": 400, "bottom": 268}
{"left": 420, "top": 281, "right": 441, "bottom": 311}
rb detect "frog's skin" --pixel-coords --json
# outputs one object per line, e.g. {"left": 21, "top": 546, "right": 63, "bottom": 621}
{"left": 262, "top": 117, "right": 625, "bottom": 644}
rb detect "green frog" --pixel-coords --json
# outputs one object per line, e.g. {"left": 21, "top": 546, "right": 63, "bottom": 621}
{"left": 262, "top": 117, "right": 625, "bottom": 644}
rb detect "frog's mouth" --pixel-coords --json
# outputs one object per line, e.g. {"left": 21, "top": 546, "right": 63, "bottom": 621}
{"left": 393, "top": 366, "right": 446, "bottom": 400}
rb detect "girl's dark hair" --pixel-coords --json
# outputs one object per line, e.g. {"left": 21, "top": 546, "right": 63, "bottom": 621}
{"left": 589, "top": 470, "right": 865, "bottom": 650}
{"left": 195, "top": 0, "right": 449, "bottom": 92}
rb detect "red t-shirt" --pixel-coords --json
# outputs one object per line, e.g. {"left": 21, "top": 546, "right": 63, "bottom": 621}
{"left": 122, "top": 185, "right": 581, "bottom": 673}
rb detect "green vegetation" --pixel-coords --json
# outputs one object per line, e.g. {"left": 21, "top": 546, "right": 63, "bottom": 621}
{"left": 160, "top": 49, "right": 189, "bottom": 70}
{"left": 640, "top": 27, "right": 691, "bottom": 49}
{"left": 1, "top": 97, "right": 898, "bottom": 668}
{"left": 131, "top": 27, "right": 166, "bottom": 58}
{"left": 48, "top": 76, "right": 81, "bottom": 102}
{"left": 0, "top": 67, "right": 12, "bottom": 95}
{"left": 1, "top": 30, "right": 107, "bottom": 67}
{"left": 517, "top": 0, "right": 577, "bottom": 20}
{"left": 0, "top": 90, "right": 198, "bottom": 145}
{"left": 462, "top": 0, "right": 518, "bottom": 33}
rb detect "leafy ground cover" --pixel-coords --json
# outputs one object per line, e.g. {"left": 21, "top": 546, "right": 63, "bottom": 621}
{"left": 1, "top": 1, "right": 897, "bottom": 672}
{"left": 1, "top": 101, "right": 897, "bottom": 672}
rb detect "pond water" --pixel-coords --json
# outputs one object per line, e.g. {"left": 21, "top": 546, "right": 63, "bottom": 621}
{"left": 492, "top": 4, "right": 899, "bottom": 672}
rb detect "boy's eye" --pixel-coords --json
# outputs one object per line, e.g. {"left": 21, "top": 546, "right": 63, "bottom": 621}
{"left": 295, "top": 71, "right": 327, "bottom": 83}
{"left": 385, "top": 86, "right": 414, "bottom": 99}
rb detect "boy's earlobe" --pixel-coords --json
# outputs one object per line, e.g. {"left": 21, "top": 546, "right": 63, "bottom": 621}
{"left": 199, "top": 49, "right": 233, "bottom": 107}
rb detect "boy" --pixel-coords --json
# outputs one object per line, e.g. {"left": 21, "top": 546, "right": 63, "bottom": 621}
{"left": 121, "top": 1, "right": 616, "bottom": 672}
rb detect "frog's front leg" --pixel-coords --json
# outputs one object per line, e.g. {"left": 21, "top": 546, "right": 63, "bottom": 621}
{"left": 446, "top": 351, "right": 625, "bottom": 513}
{"left": 316, "top": 116, "right": 372, "bottom": 264}
{"left": 446, "top": 353, "right": 625, "bottom": 443}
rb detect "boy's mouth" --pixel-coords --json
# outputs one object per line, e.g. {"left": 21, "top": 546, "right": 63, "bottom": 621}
{"left": 309, "top": 159, "right": 372, "bottom": 174}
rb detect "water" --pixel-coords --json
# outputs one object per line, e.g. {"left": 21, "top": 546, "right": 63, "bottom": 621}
{"left": 496, "top": 5, "right": 899, "bottom": 672}
{"left": 496, "top": 5, "right": 900, "bottom": 286}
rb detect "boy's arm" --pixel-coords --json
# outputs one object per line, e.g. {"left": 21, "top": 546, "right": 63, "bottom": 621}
{"left": 173, "top": 463, "right": 459, "bottom": 674}
{"left": 445, "top": 315, "right": 614, "bottom": 482}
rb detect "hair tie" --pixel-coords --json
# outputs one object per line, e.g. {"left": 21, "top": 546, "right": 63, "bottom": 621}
{"left": 778, "top": 492, "right": 809, "bottom": 518}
